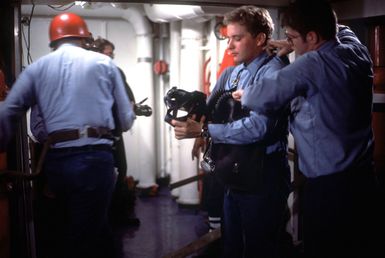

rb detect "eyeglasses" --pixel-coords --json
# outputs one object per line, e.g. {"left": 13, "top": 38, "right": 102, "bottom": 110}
{"left": 285, "top": 33, "right": 301, "bottom": 44}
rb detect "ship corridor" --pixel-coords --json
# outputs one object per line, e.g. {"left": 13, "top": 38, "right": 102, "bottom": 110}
{"left": 1, "top": 1, "right": 385, "bottom": 258}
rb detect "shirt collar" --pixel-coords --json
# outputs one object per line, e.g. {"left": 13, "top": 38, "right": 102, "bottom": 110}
{"left": 317, "top": 39, "right": 338, "bottom": 52}
{"left": 57, "top": 42, "right": 81, "bottom": 49}
{"left": 242, "top": 51, "right": 270, "bottom": 76}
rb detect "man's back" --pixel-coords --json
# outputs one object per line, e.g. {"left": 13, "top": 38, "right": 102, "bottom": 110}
{"left": 34, "top": 44, "right": 117, "bottom": 131}
{"left": 243, "top": 25, "right": 374, "bottom": 177}
{"left": 2, "top": 43, "right": 134, "bottom": 148}
{"left": 288, "top": 26, "right": 374, "bottom": 177}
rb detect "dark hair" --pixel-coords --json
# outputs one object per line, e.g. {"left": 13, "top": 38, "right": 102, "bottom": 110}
{"left": 281, "top": 0, "right": 337, "bottom": 41}
{"left": 92, "top": 37, "right": 115, "bottom": 53}
{"left": 224, "top": 5, "right": 274, "bottom": 40}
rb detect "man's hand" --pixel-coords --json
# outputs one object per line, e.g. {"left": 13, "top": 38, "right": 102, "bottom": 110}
{"left": 192, "top": 137, "right": 205, "bottom": 160}
{"left": 171, "top": 115, "right": 205, "bottom": 140}
{"left": 266, "top": 39, "right": 293, "bottom": 57}
{"left": 232, "top": 89, "right": 244, "bottom": 101}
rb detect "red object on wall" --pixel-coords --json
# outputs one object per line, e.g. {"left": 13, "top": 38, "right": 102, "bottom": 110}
{"left": 214, "top": 21, "right": 235, "bottom": 78}
{"left": 203, "top": 57, "right": 211, "bottom": 95}
{"left": 217, "top": 49, "right": 235, "bottom": 78}
{"left": 153, "top": 60, "right": 168, "bottom": 75}
{"left": 219, "top": 26, "right": 228, "bottom": 38}
{"left": 216, "top": 22, "right": 235, "bottom": 78}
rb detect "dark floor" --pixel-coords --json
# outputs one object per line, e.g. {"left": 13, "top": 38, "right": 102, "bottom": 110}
{"left": 33, "top": 183, "right": 212, "bottom": 258}
{"left": 33, "top": 183, "right": 303, "bottom": 258}
{"left": 113, "top": 186, "right": 210, "bottom": 258}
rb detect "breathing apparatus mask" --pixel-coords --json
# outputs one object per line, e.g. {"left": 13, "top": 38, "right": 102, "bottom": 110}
{"left": 164, "top": 86, "right": 207, "bottom": 125}
{"left": 134, "top": 98, "right": 152, "bottom": 117}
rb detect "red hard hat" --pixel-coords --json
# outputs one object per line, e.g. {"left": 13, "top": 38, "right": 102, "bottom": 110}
{"left": 49, "top": 13, "right": 90, "bottom": 44}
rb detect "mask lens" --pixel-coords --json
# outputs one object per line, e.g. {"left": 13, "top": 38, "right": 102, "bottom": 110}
{"left": 176, "top": 109, "right": 188, "bottom": 119}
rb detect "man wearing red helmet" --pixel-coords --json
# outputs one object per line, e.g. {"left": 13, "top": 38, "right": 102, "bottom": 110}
{"left": 49, "top": 12, "right": 91, "bottom": 48}
{"left": 0, "top": 13, "right": 135, "bottom": 258}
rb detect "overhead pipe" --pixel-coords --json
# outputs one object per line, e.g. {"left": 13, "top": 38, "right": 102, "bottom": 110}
{"left": 144, "top": 4, "right": 232, "bottom": 23}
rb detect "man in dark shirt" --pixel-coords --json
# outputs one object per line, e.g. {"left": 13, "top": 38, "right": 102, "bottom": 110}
{"left": 92, "top": 37, "right": 140, "bottom": 227}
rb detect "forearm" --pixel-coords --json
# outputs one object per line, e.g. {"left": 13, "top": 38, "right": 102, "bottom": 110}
{"left": 209, "top": 112, "right": 268, "bottom": 144}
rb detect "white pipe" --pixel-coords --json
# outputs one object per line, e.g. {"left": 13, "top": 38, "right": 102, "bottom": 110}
{"left": 161, "top": 24, "right": 172, "bottom": 180}
{"left": 176, "top": 19, "right": 204, "bottom": 205}
{"left": 156, "top": 23, "right": 168, "bottom": 179}
{"left": 119, "top": 5, "right": 156, "bottom": 189}
{"left": 209, "top": 18, "right": 219, "bottom": 92}
{"left": 169, "top": 21, "right": 182, "bottom": 198}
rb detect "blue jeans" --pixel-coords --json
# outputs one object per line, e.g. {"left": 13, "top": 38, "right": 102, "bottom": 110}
{"left": 222, "top": 153, "right": 290, "bottom": 258}
{"left": 44, "top": 147, "right": 116, "bottom": 258}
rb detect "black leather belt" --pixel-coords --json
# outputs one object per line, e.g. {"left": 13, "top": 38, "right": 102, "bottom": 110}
{"left": 48, "top": 127, "right": 113, "bottom": 144}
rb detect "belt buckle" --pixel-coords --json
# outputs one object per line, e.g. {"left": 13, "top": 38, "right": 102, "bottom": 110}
{"left": 79, "top": 125, "right": 91, "bottom": 139}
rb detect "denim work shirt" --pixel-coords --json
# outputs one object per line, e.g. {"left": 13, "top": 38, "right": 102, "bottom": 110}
{"left": 242, "top": 26, "right": 374, "bottom": 178}
{"left": 208, "top": 51, "right": 288, "bottom": 149}
{"left": 0, "top": 43, "right": 135, "bottom": 150}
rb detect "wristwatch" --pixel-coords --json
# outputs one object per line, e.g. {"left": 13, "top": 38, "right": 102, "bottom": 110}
{"left": 200, "top": 124, "right": 209, "bottom": 138}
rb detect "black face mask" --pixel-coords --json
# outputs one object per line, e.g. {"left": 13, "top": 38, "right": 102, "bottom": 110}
{"left": 164, "top": 86, "right": 207, "bottom": 126}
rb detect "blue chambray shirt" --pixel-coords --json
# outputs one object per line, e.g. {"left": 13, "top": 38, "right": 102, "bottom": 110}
{"left": 242, "top": 26, "right": 374, "bottom": 178}
{"left": 0, "top": 43, "right": 135, "bottom": 150}
{"left": 208, "top": 51, "right": 288, "bottom": 146}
